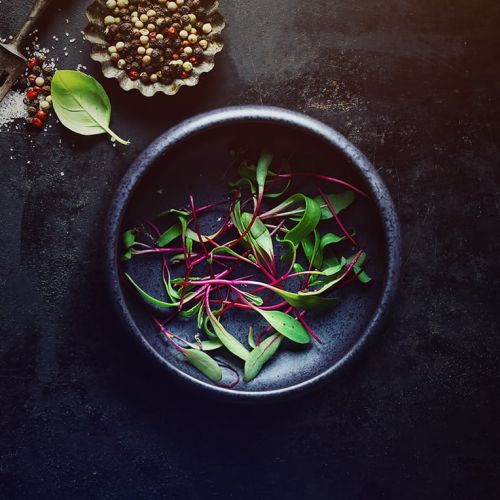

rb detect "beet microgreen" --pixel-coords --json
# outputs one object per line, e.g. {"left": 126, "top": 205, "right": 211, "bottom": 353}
{"left": 121, "top": 152, "right": 373, "bottom": 386}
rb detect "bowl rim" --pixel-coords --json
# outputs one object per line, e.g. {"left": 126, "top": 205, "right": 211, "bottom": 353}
{"left": 104, "top": 105, "right": 402, "bottom": 402}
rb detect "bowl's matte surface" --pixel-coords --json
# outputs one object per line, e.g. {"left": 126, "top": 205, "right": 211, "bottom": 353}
{"left": 105, "top": 106, "right": 401, "bottom": 402}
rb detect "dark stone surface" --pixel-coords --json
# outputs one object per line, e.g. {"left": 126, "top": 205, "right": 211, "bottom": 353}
{"left": 1, "top": 0, "right": 499, "bottom": 498}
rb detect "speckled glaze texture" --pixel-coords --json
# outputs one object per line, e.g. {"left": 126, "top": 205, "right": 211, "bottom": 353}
{"left": 84, "top": 0, "right": 225, "bottom": 96}
{"left": 105, "top": 106, "right": 401, "bottom": 402}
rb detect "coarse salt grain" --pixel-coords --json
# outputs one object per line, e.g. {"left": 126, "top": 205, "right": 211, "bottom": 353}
{"left": 0, "top": 91, "right": 26, "bottom": 129}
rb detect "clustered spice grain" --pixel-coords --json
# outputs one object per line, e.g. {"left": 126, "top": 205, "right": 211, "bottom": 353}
{"left": 103, "top": 0, "right": 214, "bottom": 84}
{"left": 15, "top": 52, "right": 54, "bottom": 129}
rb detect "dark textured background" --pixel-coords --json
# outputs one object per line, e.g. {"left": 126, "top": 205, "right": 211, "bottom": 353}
{"left": 1, "top": 0, "right": 499, "bottom": 498}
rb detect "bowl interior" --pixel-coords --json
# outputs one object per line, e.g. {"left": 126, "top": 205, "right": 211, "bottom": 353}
{"left": 116, "top": 118, "right": 390, "bottom": 395}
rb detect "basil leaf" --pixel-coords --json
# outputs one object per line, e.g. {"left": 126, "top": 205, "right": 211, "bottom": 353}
{"left": 184, "top": 349, "right": 222, "bottom": 383}
{"left": 244, "top": 334, "right": 283, "bottom": 382}
{"left": 253, "top": 308, "right": 310, "bottom": 344}
{"left": 314, "top": 191, "right": 354, "bottom": 220}
{"left": 51, "top": 70, "right": 129, "bottom": 145}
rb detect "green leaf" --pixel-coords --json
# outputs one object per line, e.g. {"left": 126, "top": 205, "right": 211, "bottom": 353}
{"left": 282, "top": 196, "right": 321, "bottom": 248}
{"left": 248, "top": 326, "right": 256, "bottom": 349}
{"left": 184, "top": 349, "right": 222, "bottom": 383}
{"left": 197, "top": 339, "right": 223, "bottom": 351}
{"left": 179, "top": 301, "right": 202, "bottom": 318}
{"left": 263, "top": 178, "right": 291, "bottom": 199}
{"left": 51, "top": 70, "right": 129, "bottom": 145}
{"left": 157, "top": 223, "right": 182, "bottom": 247}
{"left": 256, "top": 151, "right": 273, "bottom": 194}
{"left": 240, "top": 212, "right": 274, "bottom": 262}
{"left": 207, "top": 309, "right": 249, "bottom": 360}
{"left": 121, "top": 249, "right": 132, "bottom": 261}
{"left": 253, "top": 308, "right": 310, "bottom": 344}
{"left": 314, "top": 191, "right": 355, "bottom": 220}
{"left": 122, "top": 230, "right": 135, "bottom": 248}
{"left": 125, "top": 273, "right": 177, "bottom": 308}
{"left": 244, "top": 334, "right": 283, "bottom": 382}
{"left": 273, "top": 288, "right": 341, "bottom": 310}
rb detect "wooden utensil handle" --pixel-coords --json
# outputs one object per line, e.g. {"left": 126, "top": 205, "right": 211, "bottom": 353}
{"left": 13, "top": 0, "right": 53, "bottom": 50}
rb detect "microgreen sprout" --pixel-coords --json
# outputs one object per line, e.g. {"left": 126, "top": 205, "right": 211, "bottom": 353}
{"left": 121, "top": 153, "right": 372, "bottom": 384}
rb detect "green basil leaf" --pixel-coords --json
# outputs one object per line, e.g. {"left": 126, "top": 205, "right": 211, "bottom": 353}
{"left": 51, "top": 70, "right": 129, "bottom": 145}
{"left": 184, "top": 349, "right": 222, "bottom": 383}
{"left": 157, "top": 223, "right": 182, "bottom": 247}
{"left": 253, "top": 308, "right": 310, "bottom": 344}
{"left": 244, "top": 334, "right": 283, "bottom": 382}
{"left": 314, "top": 191, "right": 355, "bottom": 220}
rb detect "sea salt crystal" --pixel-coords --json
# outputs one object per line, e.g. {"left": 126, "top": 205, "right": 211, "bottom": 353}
{"left": 0, "top": 91, "right": 26, "bottom": 129}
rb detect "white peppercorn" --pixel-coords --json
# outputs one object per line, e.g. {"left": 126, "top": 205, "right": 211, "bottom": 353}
{"left": 167, "top": 2, "right": 177, "bottom": 11}
{"left": 137, "top": 46, "right": 146, "bottom": 55}
{"left": 140, "top": 35, "right": 149, "bottom": 45}
{"left": 117, "top": 58, "right": 126, "bottom": 68}
{"left": 108, "top": 45, "right": 117, "bottom": 54}
{"left": 115, "top": 41, "right": 125, "bottom": 51}
{"left": 134, "top": 20, "right": 144, "bottom": 28}
{"left": 202, "top": 23, "right": 212, "bottom": 34}
{"left": 106, "top": 0, "right": 117, "bottom": 9}
{"left": 188, "top": 33, "right": 197, "bottom": 44}
{"left": 40, "top": 100, "right": 51, "bottom": 111}
{"left": 104, "top": 15, "right": 116, "bottom": 25}
{"left": 147, "top": 9, "right": 156, "bottom": 17}
{"left": 35, "top": 76, "right": 45, "bottom": 87}
{"left": 179, "top": 29, "right": 188, "bottom": 39}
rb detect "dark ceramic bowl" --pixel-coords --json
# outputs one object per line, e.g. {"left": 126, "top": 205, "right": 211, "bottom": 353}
{"left": 105, "top": 106, "right": 401, "bottom": 402}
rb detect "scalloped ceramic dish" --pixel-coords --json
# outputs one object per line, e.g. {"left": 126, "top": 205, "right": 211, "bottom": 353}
{"left": 84, "top": 0, "right": 225, "bottom": 96}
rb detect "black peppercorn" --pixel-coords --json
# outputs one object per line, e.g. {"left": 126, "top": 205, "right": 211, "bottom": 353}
{"left": 172, "top": 39, "right": 181, "bottom": 50}
{"left": 138, "top": 6, "right": 147, "bottom": 14}
{"left": 179, "top": 53, "right": 187, "bottom": 61}
{"left": 131, "top": 61, "right": 140, "bottom": 71}
{"left": 32, "top": 65, "right": 42, "bottom": 75}
{"left": 135, "top": 55, "right": 144, "bottom": 64}
{"left": 27, "top": 106, "right": 37, "bottom": 116}
{"left": 195, "top": 7, "right": 206, "bottom": 18}
{"left": 120, "top": 22, "right": 133, "bottom": 33}
{"left": 140, "top": 72, "right": 149, "bottom": 83}
{"left": 180, "top": 14, "right": 190, "bottom": 25}
{"left": 121, "top": 14, "right": 131, "bottom": 22}
{"left": 172, "top": 13, "right": 181, "bottom": 23}
{"left": 164, "top": 48, "right": 173, "bottom": 59}
{"left": 151, "top": 49, "right": 161, "bottom": 60}
{"left": 125, "top": 55, "right": 134, "bottom": 64}
{"left": 193, "top": 47, "right": 203, "bottom": 58}
{"left": 130, "top": 39, "right": 141, "bottom": 50}
{"left": 195, "top": 21, "right": 203, "bottom": 31}
{"left": 108, "top": 24, "right": 119, "bottom": 35}
{"left": 179, "top": 6, "right": 189, "bottom": 15}
{"left": 191, "top": 0, "right": 200, "bottom": 7}
{"left": 172, "top": 22, "right": 181, "bottom": 30}
{"left": 164, "top": 16, "right": 172, "bottom": 27}
{"left": 44, "top": 75, "right": 52, "bottom": 84}
{"left": 144, "top": 65, "right": 154, "bottom": 74}
{"left": 42, "top": 85, "right": 51, "bottom": 94}
{"left": 161, "top": 75, "right": 173, "bottom": 84}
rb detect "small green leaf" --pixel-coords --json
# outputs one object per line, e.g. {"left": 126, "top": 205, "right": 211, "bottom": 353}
{"left": 248, "top": 326, "right": 256, "bottom": 349}
{"left": 315, "top": 191, "right": 355, "bottom": 220}
{"left": 256, "top": 151, "right": 273, "bottom": 194}
{"left": 184, "top": 349, "right": 222, "bottom": 383}
{"left": 121, "top": 249, "right": 133, "bottom": 261}
{"left": 253, "top": 309, "right": 310, "bottom": 344}
{"left": 157, "top": 223, "right": 182, "bottom": 247}
{"left": 122, "top": 230, "right": 135, "bottom": 248}
{"left": 283, "top": 195, "right": 321, "bottom": 248}
{"left": 240, "top": 212, "right": 274, "bottom": 262}
{"left": 125, "top": 273, "right": 177, "bottom": 308}
{"left": 244, "top": 334, "right": 283, "bottom": 381}
{"left": 207, "top": 309, "right": 250, "bottom": 360}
